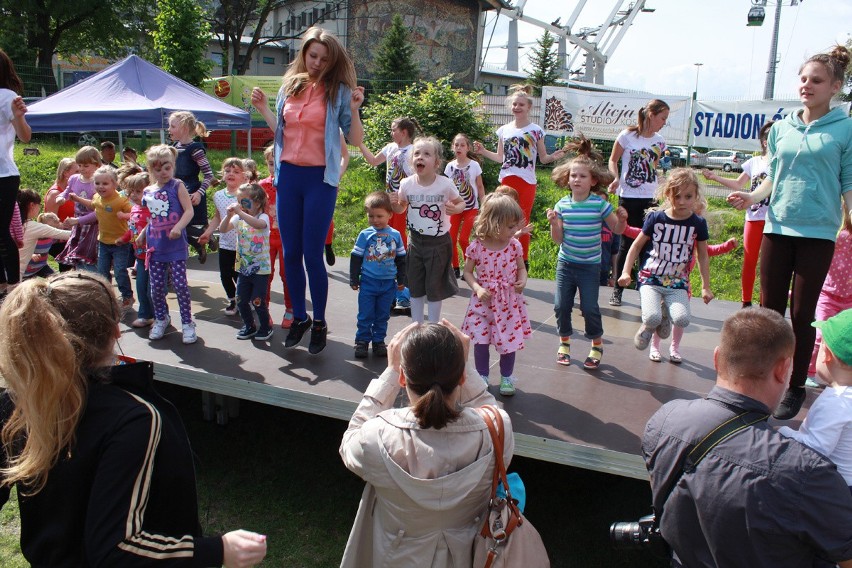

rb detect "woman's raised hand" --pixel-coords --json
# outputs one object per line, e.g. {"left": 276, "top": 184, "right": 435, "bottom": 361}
{"left": 350, "top": 86, "right": 365, "bottom": 110}
{"left": 726, "top": 191, "right": 752, "bottom": 210}
{"left": 387, "top": 322, "right": 418, "bottom": 373}
{"left": 439, "top": 319, "right": 471, "bottom": 362}
{"left": 250, "top": 87, "right": 268, "bottom": 110}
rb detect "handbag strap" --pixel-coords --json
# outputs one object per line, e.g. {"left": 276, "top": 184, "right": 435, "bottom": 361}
{"left": 475, "top": 405, "right": 523, "bottom": 539}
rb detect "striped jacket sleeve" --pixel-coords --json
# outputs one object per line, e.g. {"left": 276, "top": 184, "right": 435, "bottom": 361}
{"left": 85, "top": 393, "right": 223, "bottom": 566}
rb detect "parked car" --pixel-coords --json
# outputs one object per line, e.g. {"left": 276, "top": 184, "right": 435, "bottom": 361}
{"left": 667, "top": 145, "right": 705, "bottom": 168}
{"left": 703, "top": 150, "right": 751, "bottom": 172}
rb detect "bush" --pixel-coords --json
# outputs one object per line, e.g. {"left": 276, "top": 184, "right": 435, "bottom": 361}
{"left": 360, "top": 77, "right": 500, "bottom": 186}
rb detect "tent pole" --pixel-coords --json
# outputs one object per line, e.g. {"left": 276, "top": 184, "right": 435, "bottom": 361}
{"left": 247, "top": 129, "right": 252, "bottom": 158}
{"left": 118, "top": 131, "right": 123, "bottom": 156}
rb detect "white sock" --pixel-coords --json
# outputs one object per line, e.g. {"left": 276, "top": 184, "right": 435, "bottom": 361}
{"left": 427, "top": 300, "right": 443, "bottom": 323}
{"left": 410, "top": 296, "right": 426, "bottom": 324}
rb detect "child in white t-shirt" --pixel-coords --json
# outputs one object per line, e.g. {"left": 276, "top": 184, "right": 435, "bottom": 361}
{"left": 390, "top": 136, "right": 464, "bottom": 324}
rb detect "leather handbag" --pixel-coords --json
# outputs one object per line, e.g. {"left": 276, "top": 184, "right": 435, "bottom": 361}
{"left": 473, "top": 405, "right": 550, "bottom": 568}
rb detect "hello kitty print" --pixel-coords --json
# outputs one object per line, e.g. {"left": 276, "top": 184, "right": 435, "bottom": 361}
{"left": 399, "top": 174, "right": 460, "bottom": 237}
{"left": 142, "top": 178, "right": 188, "bottom": 262}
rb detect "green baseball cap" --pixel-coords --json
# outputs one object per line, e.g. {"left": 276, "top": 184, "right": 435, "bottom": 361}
{"left": 813, "top": 309, "right": 852, "bottom": 366}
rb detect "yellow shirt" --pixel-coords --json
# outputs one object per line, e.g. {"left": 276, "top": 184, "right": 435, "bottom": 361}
{"left": 92, "top": 193, "right": 132, "bottom": 244}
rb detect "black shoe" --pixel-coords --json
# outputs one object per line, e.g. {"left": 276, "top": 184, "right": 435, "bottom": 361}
{"left": 198, "top": 246, "right": 207, "bottom": 264}
{"left": 354, "top": 341, "right": 369, "bottom": 359}
{"left": 372, "top": 342, "right": 387, "bottom": 357}
{"left": 325, "top": 244, "right": 335, "bottom": 266}
{"left": 308, "top": 320, "right": 328, "bottom": 354}
{"left": 609, "top": 287, "right": 623, "bottom": 306}
{"left": 284, "top": 316, "right": 312, "bottom": 348}
{"left": 741, "top": 301, "right": 752, "bottom": 309}
{"left": 453, "top": 267, "right": 461, "bottom": 279}
{"left": 773, "top": 387, "right": 806, "bottom": 420}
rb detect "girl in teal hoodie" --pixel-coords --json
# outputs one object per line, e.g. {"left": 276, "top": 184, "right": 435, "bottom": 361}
{"left": 728, "top": 45, "right": 852, "bottom": 421}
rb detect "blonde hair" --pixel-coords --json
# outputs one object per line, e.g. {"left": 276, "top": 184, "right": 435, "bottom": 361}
{"left": 37, "top": 212, "right": 60, "bottom": 227}
{"left": 409, "top": 136, "right": 444, "bottom": 172}
{"left": 506, "top": 84, "right": 534, "bottom": 111}
{"left": 0, "top": 273, "right": 121, "bottom": 494}
{"left": 75, "top": 146, "right": 102, "bottom": 166}
{"left": 93, "top": 165, "right": 118, "bottom": 186}
{"left": 55, "top": 158, "right": 77, "bottom": 186}
{"left": 168, "top": 110, "right": 209, "bottom": 138}
{"left": 145, "top": 144, "right": 178, "bottom": 168}
{"left": 473, "top": 193, "right": 524, "bottom": 240}
{"left": 263, "top": 145, "right": 274, "bottom": 160}
{"left": 551, "top": 135, "right": 614, "bottom": 197}
{"left": 243, "top": 159, "right": 259, "bottom": 183}
{"left": 654, "top": 167, "right": 702, "bottom": 210}
{"left": 842, "top": 201, "right": 851, "bottom": 234}
{"left": 282, "top": 26, "right": 357, "bottom": 105}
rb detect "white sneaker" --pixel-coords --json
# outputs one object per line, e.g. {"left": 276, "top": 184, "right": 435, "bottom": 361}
{"left": 149, "top": 315, "right": 171, "bottom": 340}
{"left": 182, "top": 322, "right": 197, "bottom": 344}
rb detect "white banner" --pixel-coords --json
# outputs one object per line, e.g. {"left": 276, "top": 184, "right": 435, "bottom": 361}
{"left": 541, "top": 87, "right": 692, "bottom": 144}
{"left": 693, "top": 100, "right": 851, "bottom": 151}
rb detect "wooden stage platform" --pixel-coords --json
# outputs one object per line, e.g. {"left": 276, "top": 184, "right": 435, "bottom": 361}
{"left": 116, "top": 255, "right": 812, "bottom": 480}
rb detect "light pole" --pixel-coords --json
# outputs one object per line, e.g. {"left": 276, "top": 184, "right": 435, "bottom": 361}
{"left": 694, "top": 62, "right": 703, "bottom": 96}
{"left": 687, "top": 63, "right": 703, "bottom": 166}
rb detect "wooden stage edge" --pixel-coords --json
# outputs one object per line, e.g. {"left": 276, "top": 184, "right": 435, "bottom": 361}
{"left": 151, "top": 363, "right": 647, "bottom": 480}
{"left": 110, "top": 256, "right": 811, "bottom": 482}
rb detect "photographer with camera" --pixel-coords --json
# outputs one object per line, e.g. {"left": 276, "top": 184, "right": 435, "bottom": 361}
{"left": 640, "top": 308, "right": 852, "bottom": 568}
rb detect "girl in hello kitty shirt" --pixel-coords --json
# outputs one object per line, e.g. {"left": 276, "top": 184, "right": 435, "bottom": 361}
{"left": 141, "top": 145, "right": 197, "bottom": 344}
{"left": 390, "top": 136, "right": 464, "bottom": 324}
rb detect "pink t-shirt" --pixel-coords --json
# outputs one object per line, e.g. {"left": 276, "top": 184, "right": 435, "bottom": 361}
{"left": 281, "top": 82, "right": 326, "bottom": 167}
{"left": 822, "top": 230, "right": 852, "bottom": 300}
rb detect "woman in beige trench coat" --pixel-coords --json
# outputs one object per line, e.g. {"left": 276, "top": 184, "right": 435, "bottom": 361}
{"left": 339, "top": 320, "right": 513, "bottom": 568}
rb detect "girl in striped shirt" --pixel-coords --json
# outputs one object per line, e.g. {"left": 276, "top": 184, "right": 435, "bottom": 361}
{"left": 547, "top": 138, "right": 627, "bottom": 370}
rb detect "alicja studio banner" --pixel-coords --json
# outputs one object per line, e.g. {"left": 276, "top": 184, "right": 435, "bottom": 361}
{"left": 541, "top": 87, "right": 691, "bottom": 145}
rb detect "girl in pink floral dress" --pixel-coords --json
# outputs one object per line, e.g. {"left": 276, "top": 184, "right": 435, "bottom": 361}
{"left": 461, "top": 193, "right": 532, "bottom": 396}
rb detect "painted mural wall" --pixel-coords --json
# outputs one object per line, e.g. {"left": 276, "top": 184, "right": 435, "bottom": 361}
{"left": 347, "top": 0, "right": 479, "bottom": 84}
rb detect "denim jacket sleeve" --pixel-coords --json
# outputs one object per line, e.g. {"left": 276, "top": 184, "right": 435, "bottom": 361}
{"left": 272, "top": 82, "right": 351, "bottom": 188}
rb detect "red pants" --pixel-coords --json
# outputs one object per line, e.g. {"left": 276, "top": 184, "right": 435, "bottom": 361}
{"left": 501, "top": 175, "right": 536, "bottom": 260}
{"left": 267, "top": 231, "right": 292, "bottom": 309}
{"left": 742, "top": 220, "right": 764, "bottom": 303}
{"left": 389, "top": 210, "right": 408, "bottom": 247}
{"left": 449, "top": 208, "right": 478, "bottom": 268}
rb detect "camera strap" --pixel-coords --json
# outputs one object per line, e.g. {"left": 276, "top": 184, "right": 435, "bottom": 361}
{"left": 682, "top": 409, "right": 769, "bottom": 473}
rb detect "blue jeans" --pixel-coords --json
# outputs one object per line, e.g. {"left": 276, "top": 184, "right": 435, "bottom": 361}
{"left": 356, "top": 276, "right": 396, "bottom": 343}
{"left": 277, "top": 162, "right": 337, "bottom": 322}
{"left": 97, "top": 242, "right": 132, "bottom": 299}
{"left": 237, "top": 273, "right": 271, "bottom": 333}
{"left": 134, "top": 257, "right": 153, "bottom": 320}
{"left": 554, "top": 260, "right": 603, "bottom": 339}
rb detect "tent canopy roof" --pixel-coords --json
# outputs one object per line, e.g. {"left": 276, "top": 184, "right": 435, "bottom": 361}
{"left": 27, "top": 55, "right": 250, "bottom": 133}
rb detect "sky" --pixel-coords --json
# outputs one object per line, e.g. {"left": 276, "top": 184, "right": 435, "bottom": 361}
{"left": 480, "top": 0, "right": 852, "bottom": 100}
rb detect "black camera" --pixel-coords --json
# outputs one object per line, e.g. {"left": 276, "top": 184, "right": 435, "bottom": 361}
{"left": 609, "top": 513, "right": 670, "bottom": 558}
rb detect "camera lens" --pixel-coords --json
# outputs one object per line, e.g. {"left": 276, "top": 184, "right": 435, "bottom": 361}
{"left": 609, "top": 521, "right": 642, "bottom": 548}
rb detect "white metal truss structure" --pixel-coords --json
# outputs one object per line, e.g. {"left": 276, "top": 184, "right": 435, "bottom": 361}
{"left": 482, "top": 0, "right": 655, "bottom": 84}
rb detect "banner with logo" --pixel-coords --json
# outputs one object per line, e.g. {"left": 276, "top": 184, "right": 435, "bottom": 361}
{"left": 203, "top": 75, "right": 283, "bottom": 126}
{"left": 692, "top": 99, "right": 850, "bottom": 151}
{"left": 541, "top": 87, "right": 692, "bottom": 144}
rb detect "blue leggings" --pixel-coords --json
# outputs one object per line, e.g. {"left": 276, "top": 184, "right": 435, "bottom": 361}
{"left": 276, "top": 162, "right": 337, "bottom": 321}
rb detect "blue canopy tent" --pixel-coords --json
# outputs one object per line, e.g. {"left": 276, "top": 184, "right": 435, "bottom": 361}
{"left": 26, "top": 55, "right": 251, "bottom": 141}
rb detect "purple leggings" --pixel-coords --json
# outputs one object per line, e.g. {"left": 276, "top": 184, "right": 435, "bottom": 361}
{"left": 150, "top": 260, "right": 193, "bottom": 324}
{"left": 474, "top": 344, "right": 516, "bottom": 377}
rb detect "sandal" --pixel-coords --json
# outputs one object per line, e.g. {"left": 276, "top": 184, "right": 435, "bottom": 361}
{"left": 556, "top": 344, "right": 571, "bottom": 366}
{"left": 669, "top": 350, "right": 683, "bottom": 364}
{"left": 649, "top": 349, "right": 662, "bottom": 362}
{"left": 583, "top": 345, "right": 603, "bottom": 370}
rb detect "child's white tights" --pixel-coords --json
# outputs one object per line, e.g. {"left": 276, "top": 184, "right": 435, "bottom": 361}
{"left": 410, "top": 296, "right": 442, "bottom": 324}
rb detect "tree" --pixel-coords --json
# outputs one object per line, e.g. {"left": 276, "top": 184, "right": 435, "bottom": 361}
{"left": 360, "top": 77, "right": 498, "bottom": 185}
{"left": 0, "top": 0, "right": 154, "bottom": 96}
{"left": 205, "top": 0, "right": 303, "bottom": 76}
{"left": 526, "top": 30, "right": 564, "bottom": 96}
{"left": 153, "top": 0, "right": 213, "bottom": 87}
{"left": 371, "top": 13, "right": 419, "bottom": 95}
